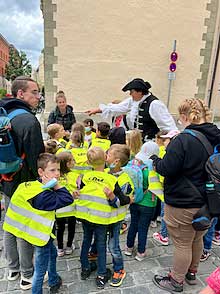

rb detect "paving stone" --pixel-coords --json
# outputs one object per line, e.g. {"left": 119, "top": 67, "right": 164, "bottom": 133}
{"left": 121, "top": 285, "right": 151, "bottom": 294}
{"left": 0, "top": 280, "right": 8, "bottom": 292}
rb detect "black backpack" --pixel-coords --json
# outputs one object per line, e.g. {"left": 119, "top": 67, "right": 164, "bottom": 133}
{"left": 183, "top": 129, "right": 220, "bottom": 217}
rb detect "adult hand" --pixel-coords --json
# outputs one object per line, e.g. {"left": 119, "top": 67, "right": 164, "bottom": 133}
{"left": 85, "top": 108, "right": 102, "bottom": 116}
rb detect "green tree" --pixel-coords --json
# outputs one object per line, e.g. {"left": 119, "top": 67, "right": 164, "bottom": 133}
{"left": 5, "top": 47, "right": 32, "bottom": 80}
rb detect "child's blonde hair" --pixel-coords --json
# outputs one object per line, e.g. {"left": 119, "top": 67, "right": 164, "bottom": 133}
{"left": 47, "top": 123, "right": 63, "bottom": 139}
{"left": 44, "top": 139, "right": 58, "bottom": 154}
{"left": 126, "top": 130, "right": 142, "bottom": 155}
{"left": 178, "top": 98, "right": 211, "bottom": 124}
{"left": 109, "top": 144, "right": 130, "bottom": 166}
{"left": 87, "top": 147, "right": 105, "bottom": 167}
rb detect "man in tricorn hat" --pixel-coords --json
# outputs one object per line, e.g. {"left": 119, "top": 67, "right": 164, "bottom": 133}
{"left": 86, "top": 78, "right": 177, "bottom": 141}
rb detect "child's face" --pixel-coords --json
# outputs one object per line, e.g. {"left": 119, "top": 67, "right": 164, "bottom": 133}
{"left": 56, "top": 126, "right": 65, "bottom": 140}
{"left": 155, "top": 137, "right": 164, "bottom": 146}
{"left": 164, "top": 138, "right": 171, "bottom": 148}
{"left": 38, "top": 162, "right": 60, "bottom": 181}
{"left": 67, "top": 157, "right": 75, "bottom": 169}
{"left": 84, "top": 123, "right": 92, "bottom": 134}
{"left": 106, "top": 150, "right": 120, "bottom": 168}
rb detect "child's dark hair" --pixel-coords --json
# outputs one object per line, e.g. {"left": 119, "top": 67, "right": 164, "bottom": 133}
{"left": 37, "top": 153, "right": 59, "bottom": 170}
{"left": 97, "top": 122, "right": 110, "bottom": 138}
{"left": 56, "top": 151, "right": 74, "bottom": 175}
{"left": 71, "top": 130, "right": 84, "bottom": 146}
{"left": 156, "top": 130, "right": 168, "bottom": 141}
{"left": 83, "top": 118, "right": 94, "bottom": 127}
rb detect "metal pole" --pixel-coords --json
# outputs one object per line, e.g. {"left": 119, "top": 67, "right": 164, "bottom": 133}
{"left": 167, "top": 40, "right": 177, "bottom": 109}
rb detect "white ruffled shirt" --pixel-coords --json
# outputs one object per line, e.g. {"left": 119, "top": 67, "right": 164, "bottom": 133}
{"left": 99, "top": 94, "right": 177, "bottom": 131}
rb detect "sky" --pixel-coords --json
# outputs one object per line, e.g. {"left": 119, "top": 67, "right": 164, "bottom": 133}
{"left": 0, "top": 0, "right": 44, "bottom": 69}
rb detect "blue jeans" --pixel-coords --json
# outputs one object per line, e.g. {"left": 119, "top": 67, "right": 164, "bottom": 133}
{"left": 32, "top": 239, "right": 60, "bottom": 294}
{"left": 81, "top": 221, "right": 108, "bottom": 276}
{"left": 203, "top": 217, "right": 218, "bottom": 251}
{"left": 160, "top": 202, "right": 168, "bottom": 238}
{"left": 108, "top": 221, "right": 123, "bottom": 272}
{"left": 127, "top": 204, "right": 155, "bottom": 254}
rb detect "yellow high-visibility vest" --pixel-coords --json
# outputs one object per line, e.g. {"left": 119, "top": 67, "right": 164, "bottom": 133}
{"left": 68, "top": 146, "right": 89, "bottom": 167}
{"left": 56, "top": 170, "right": 79, "bottom": 218}
{"left": 117, "top": 172, "right": 134, "bottom": 197}
{"left": 3, "top": 181, "right": 56, "bottom": 247}
{"left": 148, "top": 170, "right": 164, "bottom": 202}
{"left": 90, "top": 138, "right": 111, "bottom": 152}
{"left": 74, "top": 171, "right": 127, "bottom": 224}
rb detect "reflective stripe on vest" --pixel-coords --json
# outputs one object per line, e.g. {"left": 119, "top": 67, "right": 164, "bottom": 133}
{"left": 56, "top": 203, "right": 76, "bottom": 218}
{"left": 148, "top": 170, "right": 164, "bottom": 202}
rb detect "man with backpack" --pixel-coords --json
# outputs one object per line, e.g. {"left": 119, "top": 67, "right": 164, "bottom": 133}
{"left": 0, "top": 76, "right": 45, "bottom": 290}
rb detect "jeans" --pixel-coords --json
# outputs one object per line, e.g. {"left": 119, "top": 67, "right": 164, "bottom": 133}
{"left": 4, "top": 195, "right": 34, "bottom": 278}
{"left": 127, "top": 203, "right": 155, "bottom": 254}
{"left": 108, "top": 221, "right": 123, "bottom": 272}
{"left": 32, "top": 239, "right": 60, "bottom": 294}
{"left": 160, "top": 202, "right": 168, "bottom": 238}
{"left": 56, "top": 216, "right": 76, "bottom": 249}
{"left": 80, "top": 222, "right": 107, "bottom": 276}
{"left": 203, "top": 217, "right": 218, "bottom": 251}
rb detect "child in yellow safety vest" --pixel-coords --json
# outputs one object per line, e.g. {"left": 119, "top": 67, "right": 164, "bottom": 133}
{"left": 125, "top": 141, "right": 161, "bottom": 261}
{"left": 90, "top": 122, "right": 111, "bottom": 151}
{"left": 152, "top": 130, "right": 180, "bottom": 246}
{"left": 89, "top": 144, "right": 134, "bottom": 287}
{"left": 55, "top": 152, "right": 79, "bottom": 257}
{"left": 83, "top": 118, "right": 96, "bottom": 147}
{"left": 73, "top": 147, "right": 132, "bottom": 289}
{"left": 47, "top": 123, "right": 68, "bottom": 154}
{"left": 3, "top": 153, "right": 73, "bottom": 294}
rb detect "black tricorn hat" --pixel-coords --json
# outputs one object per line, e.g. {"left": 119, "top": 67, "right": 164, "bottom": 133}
{"left": 122, "top": 78, "right": 151, "bottom": 92}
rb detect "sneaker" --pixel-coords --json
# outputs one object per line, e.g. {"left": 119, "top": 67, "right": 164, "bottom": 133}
{"left": 50, "top": 276, "right": 62, "bottom": 293}
{"left": 200, "top": 251, "right": 211, "bottom": 262}
{"left": 153, "top": 232, "right": 169, "bottom": 246}
{"left": 65, "top": 244, "right": 75, "bottom": 255}
{"left": 185, "top": 271, "right": 197, "bottom": 285}
{"left": 120, "top": 223, "right": 128, "bottom": 235}
{"left": 7, "top": 271, "right": 20, "bottom": 281}
{"left": 152, "top": 274, "right": 183, "bottom": 293}
{"left": 212, "top": 231, "right": 220, "bottom": 245}
{"left": 150, "top": 221, "right": 157, "bottom": 228}
{"left": 20, "top": 275, "right": 32, "bottom": 291}
{"left": 135, "top": 252, "right": 146, "bottom": 261}
{"left": 57, "top": 248, "right": 65, "bottom": 257}
{"left": 96, "top": 268, "right": 111, "bottom": 289}
{"left": 124, "top": 246, "right": 133, "bottom": 256}
{"left": 110, "top": 269, "right": 126, "bottom": 287}
{"left": 81, "top": 268, "right": 91, "bottom": 280}
{"left": 88, "top": 252, "right": 98, "bottom": 261}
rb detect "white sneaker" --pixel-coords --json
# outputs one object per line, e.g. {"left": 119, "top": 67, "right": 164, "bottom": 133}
{"left": 124, "top": 246, "right": 133, "bottom": 256}
{"left": 20, "top": 275, "right": 32, "bottom": 290}
{"left": 7, "top": 270, "right": 20, "bottom": 281}
{"left": 65, "top": 244, "right": 76, "bottom": 255}
{"left": 57, "top": 248, "right": 65, "bottom": 257}
{"left": 135, "top": 252, "right": 146, "bottom": 261}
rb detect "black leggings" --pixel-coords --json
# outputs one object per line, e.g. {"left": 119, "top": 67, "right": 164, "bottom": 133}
{"left": 56, "top": 216, "right": 76, "bottom": 249}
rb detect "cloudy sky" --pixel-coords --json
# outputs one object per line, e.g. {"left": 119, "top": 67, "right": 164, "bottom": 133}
{"left": 0, "top": 0, "right": 43, "bottom": 69}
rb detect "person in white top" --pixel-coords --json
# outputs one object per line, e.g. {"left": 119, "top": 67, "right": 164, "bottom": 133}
{"left": 86, "top": 78, "right": 177, "bottom": 141}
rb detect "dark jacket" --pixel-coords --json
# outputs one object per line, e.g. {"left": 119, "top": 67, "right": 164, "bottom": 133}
{"left": 0, "top": 98, "right": 45, "bottom": 197}
{"left": 48, "top": 105, "right": 76, "bottom": 131}
{"left": 152, "top": 123, "right": 220, "bottom": 208}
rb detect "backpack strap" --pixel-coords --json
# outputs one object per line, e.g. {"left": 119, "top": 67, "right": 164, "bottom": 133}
{"left": 8, "top": 109, "right": 29, "bottom": 120}
{"left": 183, "top": 129, "right": 213, "bottom": 156}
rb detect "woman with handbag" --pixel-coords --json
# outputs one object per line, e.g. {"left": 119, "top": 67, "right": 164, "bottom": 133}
{"left": 151, "top": 98, "right": 220, "bottom": 293}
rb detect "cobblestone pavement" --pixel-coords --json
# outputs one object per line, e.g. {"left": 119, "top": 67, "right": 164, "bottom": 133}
{"left": 0, "top": 214, "right": 219, "bottom": 294}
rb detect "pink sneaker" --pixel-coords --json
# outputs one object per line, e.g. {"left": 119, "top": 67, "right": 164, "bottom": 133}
{"left": 153, "top": 232, "right": 169, "bottom": 246}
{"left": 212, "top": 231, "right": 220, "bottom": 246}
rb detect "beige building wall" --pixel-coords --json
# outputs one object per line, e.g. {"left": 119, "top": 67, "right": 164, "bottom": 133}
{"left": 42, "top": 0, "right": 219, "bottom": 115}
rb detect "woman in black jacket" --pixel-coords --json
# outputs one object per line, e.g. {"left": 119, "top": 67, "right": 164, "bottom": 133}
{"left": 48, "top": 91, "right": 76, "bottom": 132}
{"left": 152, "top": 99, "right": 220, "bottom": 293}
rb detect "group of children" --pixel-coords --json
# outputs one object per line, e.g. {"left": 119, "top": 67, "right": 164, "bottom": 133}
{"left": 3, "top": 117, "right": 219, "bottom": 293}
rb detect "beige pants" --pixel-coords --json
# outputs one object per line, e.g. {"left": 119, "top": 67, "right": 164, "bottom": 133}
{"left": 164, "top": 204, "right": 206, "bottom": 283}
